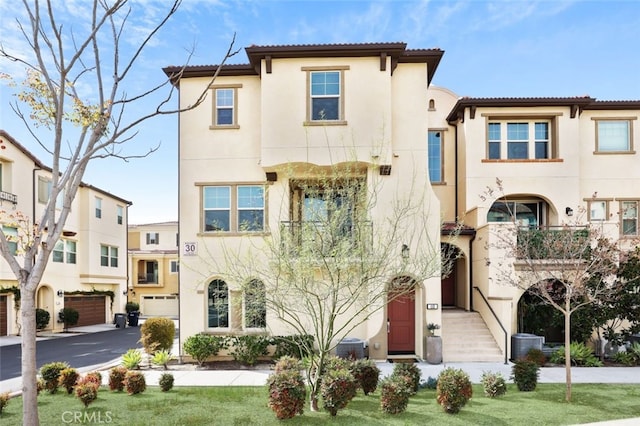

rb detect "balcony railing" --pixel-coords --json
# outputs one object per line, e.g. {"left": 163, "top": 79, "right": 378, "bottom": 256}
{"left": 0, "top": 190, "right": 17, "bottom": 205}
{"left": 516, "top": 226, "right": 590, "bottom": 260}
{"left": 280, "top": 220, "right": 373, "bottom": 257}
{"left": 137, "top": 273, "right": 158, "bottom": 284}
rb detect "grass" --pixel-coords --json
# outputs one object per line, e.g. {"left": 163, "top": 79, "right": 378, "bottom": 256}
{"left": 2, "top": 384, "right": 639, "bottom": 425}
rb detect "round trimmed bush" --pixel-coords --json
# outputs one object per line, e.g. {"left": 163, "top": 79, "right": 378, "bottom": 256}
{"left": 480, "top": 371, "right": 507, "bottom": 398}
{"left": 140, "top": 317, "right": 175, "bottom": 354}
{"left": 436, "top": 367, "right": 473, "bottom": 414}
{"left": 379, "top": 375, "right": 412, "bottom": 414}
{"left": 350, "top": 359, "right": 380, "bottom": 395}
{"left": 391, "top": 362, "right": 421, "bottom": 395}
{"left": 58, "top": 367, "right": 79, "bottom": 394}
{"left": 511, "top": 359, "right": 539, "bottom": 391}
{"left": 124, "top": 371, "right": 146, "bottom": 395}
{"left": 159, "top": 373, "right": 174, "bottom": 392}
{"left": 109, "top": 366, "right": 128, "bottom": 392}
{"left": 40, "top": 361, "right": 69, "bottom": 394}
{"left": 267, "top": 369, "right": 306, "bottom": 419}
{"left": 36, "top": 308, "right": 50, "bottom": 330}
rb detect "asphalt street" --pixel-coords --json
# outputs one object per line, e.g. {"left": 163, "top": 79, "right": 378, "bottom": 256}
{"left": 0, "top": 326, "right": 142, "bottom": 380}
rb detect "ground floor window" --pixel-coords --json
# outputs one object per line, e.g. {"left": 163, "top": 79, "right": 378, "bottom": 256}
{"left": 208, "top": 279, "right": 228, "bottom": 328}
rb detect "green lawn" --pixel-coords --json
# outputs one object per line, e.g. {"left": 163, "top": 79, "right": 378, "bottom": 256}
{"left": 2, "top": 384, "right": 640, "bottom": 425}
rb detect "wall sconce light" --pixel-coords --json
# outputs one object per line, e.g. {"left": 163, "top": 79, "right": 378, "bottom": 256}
{"left": 123, "top": 290, "right": 128, "bottom": 296}
{"left": 565, "top": 207, "right": 574, "bottom": 216}
{"left": 379, "top": 165, "right": 392, "bottom": 176}
{"left": 401, "top": 244, "right": 410, "bottom": 259}
{"left": 57, "top": 290, "right": 64, "bottom": 297}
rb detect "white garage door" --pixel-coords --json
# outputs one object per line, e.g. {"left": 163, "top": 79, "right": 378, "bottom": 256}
{"left": 141, "top": 295, "right": 179, "bottom": 317}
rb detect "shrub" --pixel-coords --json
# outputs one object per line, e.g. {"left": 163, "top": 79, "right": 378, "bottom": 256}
{"left": 159, "top": 373, "right": 174, "bottom": 392}
{"left": 274, "top": 356, "right": 303, "bottom": 374}
{"left": 350, "top": 359, "right": 380, "bottom": 395}
{"left": 124, "top": 371, "right": 146, "bottom": 395}
{"left": 421, "top": 376, "right": 438, "bottom": 390}
{"left": 58, "top": 307, "right": 79, "bottom": 330}
{"left": 272, "top": 334, "right": 315, "bottom": 359}
{"left": 183, "top": 334, "right": 228, "bottom": 366}
{"left": 39, "top": 361, "right": 69, "bottom": 394}
{"left": 84, "top": 371, "right": 102, "bottom": 387}
{"left": 436, "top": 367, "right": 473, "bottom": 414}
{"left": 58, "top": 367, "right": 79, "bottom": 394}
{"left": 511, "top": 359, "right": 539, "bottom": 391}
{"left": 480, "top": 371, "right": 507, "bottom": 398}
{"left": 391, "top": 362, "right": 421, "bottom": 395}
{"left": 229, "top": 335, "right": 270, "bottom": 366}
{"left": 140, "top": 317, "right": 175, "bottom": 354}
{"left": 0, "top": 392, "right": 9, "bottom": 414}
{"left": 75, "top": 377, "right": 99, "bottom": 408}
{"left": 379, "top": 375, "right": 412, "bottom": 414}
{"left": 35, "top": 308, "right": 50, "bottom": 330}
{"left": 320, "top": 368, "right": 357, "bottom": 416}
{"left": 267, "top": 369, "right": 306, "bottom": 419}
{"left": 323, "top": 355, "right": 350, "bottom": 374}
{"left": 125, "top": 302, "right": 140, "bottom": 313}
{"left": 151, "top": 349, "right": 174, "bottom": 369}
{"left": 122, "top": 348, "right": 143, "bottom": 369}
{"left": 549, "top": 342, "right": 603, "bottom": 366}
{"left": 108, "top": 366, "right": 128, "bottom": 391}
{"left": 525, "top": 348, "right": 547, "bottom": 366}
{"left": 36, "top": 378, "right": 45, "bottom": 395}
{"left": 613, "top": 350, "right": 638, "bottom": 366}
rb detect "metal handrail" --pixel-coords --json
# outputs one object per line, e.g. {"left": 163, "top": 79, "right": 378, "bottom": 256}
{"left": 473, "top": 286, "right": 508, "bottom": 364}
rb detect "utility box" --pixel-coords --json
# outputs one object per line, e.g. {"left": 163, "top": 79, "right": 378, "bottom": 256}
{"left": 114, "top": 313, "right": 127, "bottom": 328}
{"left": 511, "top": 333, "right": 543, "bottom": 360}
{"left": 336, "top": 337, "right": 366, "bottom": 359}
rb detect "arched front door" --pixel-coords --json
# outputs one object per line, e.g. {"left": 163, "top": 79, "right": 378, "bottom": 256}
{"left": 387, "top": 277, "right": 416, "bottom": 354}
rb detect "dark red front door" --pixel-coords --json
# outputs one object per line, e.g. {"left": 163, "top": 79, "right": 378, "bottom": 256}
{"left": 441, "top": 269, "right": 456, "bottom": 306}
{"left": 388, "top": 292, "right": 415, "bottom": 354}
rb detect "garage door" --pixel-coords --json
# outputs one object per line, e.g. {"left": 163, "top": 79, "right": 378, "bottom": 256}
{"left": 0, "top": 295, "right": 7, "bottom": 336}
{"left": 141, "top": 295, "right": 178, "bottom": 317}
{"left": 64, "top": 296, "right": 106, "bottom": 326}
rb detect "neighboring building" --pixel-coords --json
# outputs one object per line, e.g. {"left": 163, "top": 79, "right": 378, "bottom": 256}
{"left": 165, "top": 42, "right": 640, "bottom": 362}
{"left": 127, "top": 222, "right": 179, "bottom": 317}
{"left": 0, "top": 130, "right": 131, "bottom": 336}
{"left": 165, "top": 42, "right": 444, "bottom": 360}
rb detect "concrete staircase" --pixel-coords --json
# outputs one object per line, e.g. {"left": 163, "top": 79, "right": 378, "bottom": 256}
{"left": 441, "top": 310, "right": 504, "bottom": 362}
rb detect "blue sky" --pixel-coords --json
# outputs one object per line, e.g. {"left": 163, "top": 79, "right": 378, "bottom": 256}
{"left": 1, "top": 0, "right": 640, "bottom": 224}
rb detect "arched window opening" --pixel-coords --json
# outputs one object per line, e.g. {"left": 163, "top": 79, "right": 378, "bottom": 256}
{"left": 208, "top": 279, "right": 228, "bottom": 328}
{"left": 245, "top": 279, "right": 266, "bottom": 328}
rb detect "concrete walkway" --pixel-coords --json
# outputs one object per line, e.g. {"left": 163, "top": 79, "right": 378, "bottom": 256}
{"left": 2, "top": 324, "right": 640, "bottom": 425}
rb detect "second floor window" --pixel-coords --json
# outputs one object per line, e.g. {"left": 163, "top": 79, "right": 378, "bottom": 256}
{"left": 170, "top": 260, "right": 179, "bottom": 273}
{"left": 117, "top": 206, "right": 123, "bottom": 225}
{"left": 211, "top": 84, "right": 241, "bottom": 128}
{"left": 95, "top": 198, "right": 102, "bottom": 218}
{"left": 487, "top": 121, "right": 551, "bottom": 160}
{"left": 428, "top": 130, "right": 443, "bottom": 183}
{"left": 202, "top": 185, "right": 265, "bottom": 233}
{"left": 146, "top": 232, "right": 160, "bottom": 245}
{"left": 53, "top": 240, "right": 76, "bottom": 264}
{"left": 2, "top": 226, "right": 18, "bottom": 255}
{"left": 100, "top": 245, "right": 118, "bottom": 267}
{"left": 303, "top": 67, "right": 348, "bottom": 124}
{"left": 595, "top": 119, "right": 634, "bottom": 153}
{"left": 37, "top": 177, "right": 64, "bottom": 208}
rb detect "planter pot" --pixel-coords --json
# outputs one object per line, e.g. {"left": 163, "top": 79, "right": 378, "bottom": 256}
{"left": 426, "top": 336, "right": 442, "bottom": 364}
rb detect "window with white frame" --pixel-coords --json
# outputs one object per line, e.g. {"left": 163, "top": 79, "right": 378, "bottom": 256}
{"left": 37, "top": 177, "right": 64, "bottom": 208}
{"left": 244, "top": 279, "right": 266, "bottom": 329}
{"left": 621, "top": 200, "right": 638, "bottom": 236}
{"left": 170, "top": 260, "right": 179, "bottom": 273}
{"left": 212, "top": 86, "right": 241, "bottom": 128}
{"left": 2, "top": 226, "right": 18, "bottom": 255}
{"left": 304, "top": 67, "right": 348, "bottom": 123}
{"left": 117, "top": 206, "right": 123, "bottom": 225}
{"left": 487, "top": 120, "right": 552, "bottom": 160}
{"left": 146, "top": 232, "right": 160, "bottom": 245}
{"left": 208, "top": 279, "right": 229, "bottom": 328}
{"left": 202, "top": 185, "right": 265, "bottom": 233}
{"left": 100, "top": 244, "right": 118, "bottom": 267}
{"left": 428, "top": 130, "right": 443, "bottom": 183}
{"left": 595, "top": 119, "right": 634, "bottom": 153}
{"left": 588, "top": 200, "right": 609, "bottom": 221}
{"left": 53, "top": 239, "right": 76, "bottom": 264}
{"left": 95, "top": 197, "right": 102, "bottom": 219}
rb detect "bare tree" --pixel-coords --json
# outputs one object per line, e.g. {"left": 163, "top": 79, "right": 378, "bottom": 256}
{"left": 201, "top": 164, "right": 453, "bottom": 412}
{"left": 485, "top": 180, "right": 634, "bottom": 402}
{"left": 0, "top": 1, "right": 237, "bottom": 423}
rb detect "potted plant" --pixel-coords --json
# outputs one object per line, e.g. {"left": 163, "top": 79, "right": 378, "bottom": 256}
{"left": 426, "top": 323, "right": 442, "bottom": 364}
{"left": 58, "top": 307, "right": 79, "bottom": 332}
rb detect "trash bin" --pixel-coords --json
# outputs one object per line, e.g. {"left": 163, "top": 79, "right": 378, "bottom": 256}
{"left": 127, "top": 311, "right": 139, "bottom": 327}
{"left": 114, "top": 313, "right": 126, "bottom": 328}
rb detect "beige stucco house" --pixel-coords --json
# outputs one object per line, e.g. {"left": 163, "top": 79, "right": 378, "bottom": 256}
{"left": 166, "top": 42, "right": 640, "bottom": 362}
{"left": 0, "top": 130, "right": 130, "bottom": 336}
{"left": 127, "top": 221, "right": 179, "bottom": 317}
